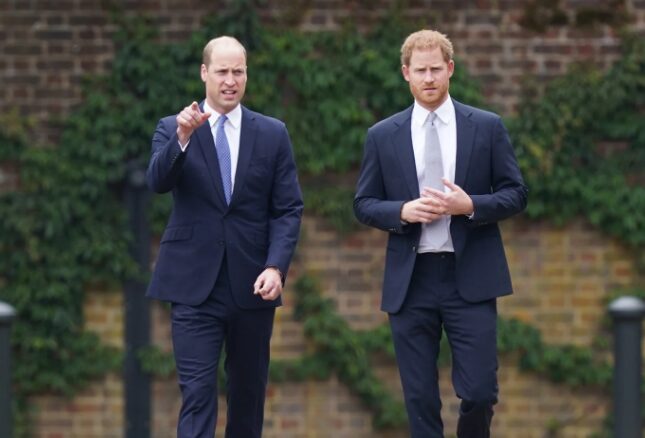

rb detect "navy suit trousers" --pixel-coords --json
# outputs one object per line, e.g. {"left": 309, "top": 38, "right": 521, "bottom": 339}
{"left": 171, "top": 258, "right": 275, "bottom": 438}
{"left": 389, "top": 252, "right": 498, "bottom": 438}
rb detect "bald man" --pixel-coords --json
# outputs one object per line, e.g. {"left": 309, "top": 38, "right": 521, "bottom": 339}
{"left": 146, "top": 36, "right": 303, "bottom": 438}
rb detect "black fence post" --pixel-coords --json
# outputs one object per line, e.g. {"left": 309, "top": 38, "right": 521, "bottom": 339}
{"left": 0, "top": 301, "right": 16, "bottom": 438}
{"left": 123, "top": 161, "right": 151, "bottom": 438}
{"left": 608, "top": 296, "right": 645, "bottom": 438}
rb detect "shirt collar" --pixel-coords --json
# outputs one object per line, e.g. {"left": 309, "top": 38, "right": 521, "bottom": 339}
{"left": 203, "top": 101, "right": 242, "bottom": 129}
{"left": 411, "top": 95, "right": 454, "bottom": 127}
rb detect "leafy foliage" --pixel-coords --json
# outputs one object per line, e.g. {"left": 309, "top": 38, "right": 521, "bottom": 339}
{"left": 301, "top": 184, "right": 359, "bottom": 234}
{"left": 0, "top": 109, "right": 31, "bottom": 160}
{"left": 0, "top": 0, "right": 643, "bottom": 436}
{"left": 510, "top": 35, "right": 645, "bottom": 250}
{"left": 243, "top": 17, "right": 483, "bottom": 174}
{"left": 287, "top": 275, "right": 408, "bottom": 428}
{"left": 0, "top": 121, "right": 125, "bottom": 401}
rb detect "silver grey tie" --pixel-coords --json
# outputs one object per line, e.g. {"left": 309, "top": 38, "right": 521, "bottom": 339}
{"left": 423, "top": 112, "right": 449, "bottom": 247}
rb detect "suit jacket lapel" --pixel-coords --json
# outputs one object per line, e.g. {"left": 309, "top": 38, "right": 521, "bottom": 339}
{"left": 453, "top": 100, "right": 475, "bottom": 188}
{"left": 195, "top": 106, "right": 228, "bottom": 206}
{"left": 230, "top": 106, "right": 257, "bottom": 206}
{"left": 392, "top": 107, "right": 419, "bottom": 199}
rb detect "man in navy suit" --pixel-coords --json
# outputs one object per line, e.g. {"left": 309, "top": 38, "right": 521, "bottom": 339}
{"left": 146, "top": 36, "right": 303, "bottom": 438}
{"left": 354, "top": 30, "right": 527, "bottom": 437}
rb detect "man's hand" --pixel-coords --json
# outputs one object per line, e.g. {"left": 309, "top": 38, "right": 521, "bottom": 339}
{"left": 176, "top": 101, "right": 211, "bottom": 146}
{"left": 253, "top": 268, "right": 283, "bottom": 301}
{"left": 400, "top": 196, "right": 445, "bottom": 223}
{"left": 422, "top": 178, "right": 474, "bottom": 216}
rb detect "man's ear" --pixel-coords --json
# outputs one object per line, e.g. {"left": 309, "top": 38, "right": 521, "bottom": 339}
{"left": 402, "top": 64, "right": 410, "bottom": 82}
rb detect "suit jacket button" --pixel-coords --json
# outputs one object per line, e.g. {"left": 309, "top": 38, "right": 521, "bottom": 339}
{"left": 219, "top": 241, "right": 225, "bottom": 246}
{"left": 412, "top": 246, "right": 416, "bottom": 252}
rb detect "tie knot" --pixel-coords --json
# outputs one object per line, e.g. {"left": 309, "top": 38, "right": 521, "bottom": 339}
{"left": 427, "top": 112, "right": 437, "bottom": 127}
{"left": 217, "top": 114, "right": 228, "bottom": 129}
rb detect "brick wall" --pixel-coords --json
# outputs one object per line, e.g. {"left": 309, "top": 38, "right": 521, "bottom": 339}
{"left": 2, "top": 0, "right": 643, "bottom": 185}
{"left": 2, "top": 0, "right": 644, "bottom": 142}
{"left": 0, "top": 0, "right": 216, "bottom": 145}
{"left": 6, "top": 0, "right": 645, "bottom": 437}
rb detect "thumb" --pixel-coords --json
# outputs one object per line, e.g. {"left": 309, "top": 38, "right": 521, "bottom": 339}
{"left": 253, "top": 274, "right": 264, "bottom": 294}
{"left": 200, "top": 112, "right": 211, "bottom": 122}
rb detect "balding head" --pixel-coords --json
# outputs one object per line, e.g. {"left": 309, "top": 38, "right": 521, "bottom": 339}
{"left": 202, "top": 36, "right": 247, "bottom": 67}
{"left": 200, "top": 35, "right": 248, "bottom": 114}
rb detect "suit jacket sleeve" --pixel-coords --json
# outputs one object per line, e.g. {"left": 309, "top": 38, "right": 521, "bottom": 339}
{"left": 265, "top": 124, "right": 304, "bottom": 281}
{"left": 146, "top": 118, "right": 186, "bottom": 194}
{"left": 468, "top": 117, "right": 528, "bottom": 224}
{"left": 353, "top": 129, "right": 410, "bottom": 234}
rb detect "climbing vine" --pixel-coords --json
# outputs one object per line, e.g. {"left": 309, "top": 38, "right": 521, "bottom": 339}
{"left": 510, "top": 34, "right": 645, "bottom": 250}
{"left": 0, "top": 0, "right": 643, "bottom": 436}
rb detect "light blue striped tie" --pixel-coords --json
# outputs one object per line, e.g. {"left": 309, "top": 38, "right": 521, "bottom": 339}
{"left": 214, "top": 115, "right": 232, "bottom": 204}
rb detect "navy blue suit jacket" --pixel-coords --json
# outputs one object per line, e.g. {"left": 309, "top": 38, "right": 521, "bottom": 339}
{"left": 146, "top": 104, "right": 303, "bottom": 308}
{"left": 354, "top": 99, "right": 527, "bottom": 313}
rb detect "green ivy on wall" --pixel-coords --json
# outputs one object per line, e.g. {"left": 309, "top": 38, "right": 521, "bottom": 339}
{"left": 510, "top": 34, "right": 645, "bottom": 251}
{"left": 0, "top": 0, "right": 643, "bottom": 436}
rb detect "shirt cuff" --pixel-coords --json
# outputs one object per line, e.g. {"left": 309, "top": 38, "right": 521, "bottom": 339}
{"left": 178, "top": 139, "right": 190, "bottom": 152}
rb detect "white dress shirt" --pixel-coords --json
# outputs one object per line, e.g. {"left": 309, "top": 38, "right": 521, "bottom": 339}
{"left": 179, "top": 102, "right": 242, "bottom": 193}
{"left": 204, "top": 102, "right": 242, "bottom": 192}
{"left": 411, "top": 97, "right": 457, "bottom": 253}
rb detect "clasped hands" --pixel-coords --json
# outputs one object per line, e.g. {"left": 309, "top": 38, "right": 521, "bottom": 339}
{"left": 400, "top": 178, "right": 474, "bottom": 224}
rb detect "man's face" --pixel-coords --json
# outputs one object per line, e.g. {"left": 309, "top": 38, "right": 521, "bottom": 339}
{"left": 402, "top": 46, "right": 454, "bottom": 111}
{"left": 201, "top": 43, "right": 247, "bottom": 114}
